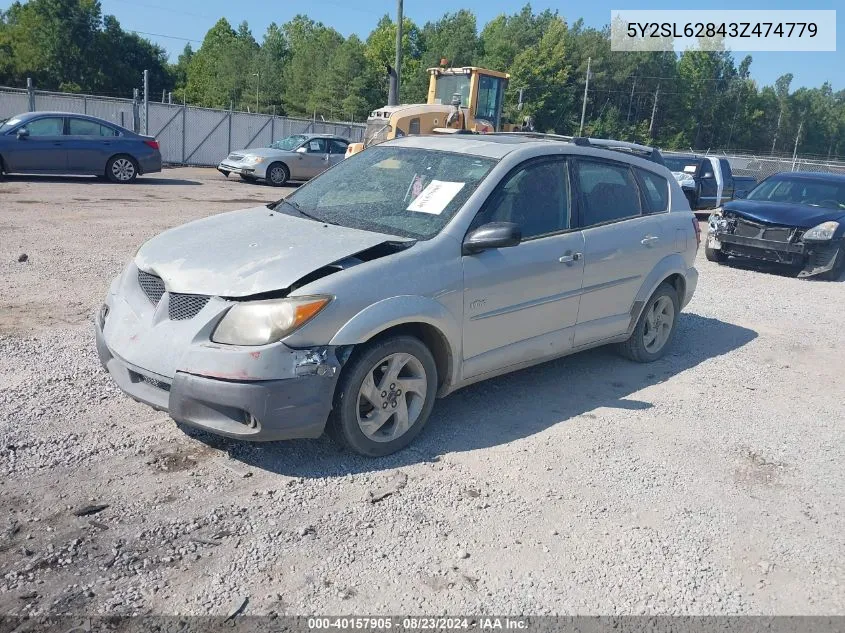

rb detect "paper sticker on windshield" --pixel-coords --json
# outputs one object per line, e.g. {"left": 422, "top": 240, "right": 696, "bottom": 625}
{"left": 407, "top": 180, "right": 465, "bottom": 214}
{"left": 683, "top": 165, "right": 697, "bottom": 174}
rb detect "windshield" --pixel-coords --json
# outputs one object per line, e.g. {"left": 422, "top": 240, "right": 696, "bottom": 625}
{"left": 664, "top": 157, "right": 699, "bottom": 173}
{"left": 747, "top": 176, "right": 845, "bottom": 209}
{"left": 282, "top": 146, "right": 497, "bottom": 240}
{"left": 0, "top": 117, "right": 22, "bottom": 134}
{"left": 434, "top": 74, "right": 471, "bottom": 107}
{"left": 364, "top": 121, "right": 392, "bottom": 146}
{"left": 269, "top": 135, "right": 306, "bottom": 151}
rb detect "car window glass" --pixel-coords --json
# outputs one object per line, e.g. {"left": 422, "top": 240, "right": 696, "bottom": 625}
{"left": 408, "top": 118, "right": 421, "bottom": 135}
{"left": 635, "top": 168, "right": 669, "bottom": 214}
{"left": 307, "top": 139, "right": 326, "bottom": 153}
{"left": 472, "top": 159, "right": 570, "bottom": 239}
{"left": 24, "top": 117, "right": 64, "bottom": 137}
{"left": 328, "top": 140, "right": 348, "bottom": 154}
{"left": 575, "top": 159, "right": 642, "bottom": 226}
{"left": 69, "top": 118, "right": 118, "bottom": 136}
{"left": 285, "top": 146, "right": 496, "bottom": 240}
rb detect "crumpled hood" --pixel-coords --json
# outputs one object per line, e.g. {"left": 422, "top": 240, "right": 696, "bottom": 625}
{"left": 722, "top": 199, "right": 845, "bottom": 229}
{"left": 134, "top": 206, "right": 408, "bottom": 297}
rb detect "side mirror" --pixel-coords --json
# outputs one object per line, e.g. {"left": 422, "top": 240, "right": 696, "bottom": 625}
{"left": 295, "top": 146, "right": 307, "bottom": 154}
{"left": 463, "top": 222, "right": 522, "bottom": 255}
{"left": 702, "top": 171, "right": 714, "bottom": 179}
{"left": 16, "top": 127, "right": 29, "bottom": 139}
{"left": 733, "top": 190, "right": 748, "bottom": 199}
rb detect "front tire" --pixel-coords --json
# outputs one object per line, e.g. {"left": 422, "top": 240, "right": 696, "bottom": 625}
{"left": 617, "top": 282, "right": 680, "bottom": 363}
{"left": 106, "top": 155, "right": 138, "bottom": 183}
{"left": 705, "top": 245, "right": 728, "bottom": 263}
{"left": 265, "top": 162, "right": 289, "bottom": 187}
{"left": 328, "top": 336, "right": 438, "bottom": 457}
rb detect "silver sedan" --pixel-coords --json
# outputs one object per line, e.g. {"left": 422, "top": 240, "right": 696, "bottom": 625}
{"left": 217, "top": 134, "right": 349, "bottom": 186}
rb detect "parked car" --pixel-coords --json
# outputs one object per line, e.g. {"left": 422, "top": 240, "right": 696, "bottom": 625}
{"left": 0, "top": 112, "right": 161, "bottom": 183}
{"left": 96, "top": 134, "right": 699, "bottom": 456}
{"left": 706, "top": 171, "right": 845, "bottom": 280}
{"left": 217, "top": 134, "right": 350, "bottom": 186}
{"left": 664, "top": 153, "right": 757, "bottom": 213}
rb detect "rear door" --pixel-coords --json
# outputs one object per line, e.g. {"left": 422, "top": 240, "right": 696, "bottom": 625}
{"left": 5, "top": 116, "right": 67, "bottom": 173}
{"left": 461, "top": 157, "right": 585, "bottom": 379}
{"left": 571, "top": 157, "right": 664, "bottom": 347}
{"left": 65, "top": 117, "right": 121, "bottom": 174}
{"left": 327, "top": 139, "right": 348, "bottom": 168}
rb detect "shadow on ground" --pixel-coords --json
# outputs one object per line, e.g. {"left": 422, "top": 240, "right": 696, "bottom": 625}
{"left": 715, "top": 256, "right": 843, "bottom": 281}
{"left": 185, "top": 313, "right": 757, "bottom": 477}
{"left": 1, "top": 175, "right": 201, "bottom": 186}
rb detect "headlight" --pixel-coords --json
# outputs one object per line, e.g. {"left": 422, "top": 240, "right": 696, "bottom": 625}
{"left": 211, "top": 296, "right": 331, "bottom": 346}
{"left": 242, "top": 155, "right": 264, "bottom": 165}
{"left": 804, "top": 221, "right": 839, "bottom": 241}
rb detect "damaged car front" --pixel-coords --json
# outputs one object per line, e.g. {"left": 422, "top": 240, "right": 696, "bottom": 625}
{"left": 95, "top": 142, "right": 496, "bottom": 450}
{"left": 705, "top": 172, "right": 845, "bottom": 280}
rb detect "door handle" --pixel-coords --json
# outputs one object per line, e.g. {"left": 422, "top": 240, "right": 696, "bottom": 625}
{"left": 559, "top": 252, "right": 582, "bottom": 264}
{"left": 641, "top": 235, "right": 660, "bottom": 246}
{"left": 52, "top": 142, "right": 63, "bottom": 146}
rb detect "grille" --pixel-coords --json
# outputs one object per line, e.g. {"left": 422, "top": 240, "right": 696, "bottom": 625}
{"left": 733, "top": 219, "right": 763, "bottom": 238}
{"left": 138, "top": 270, "right": 165, "bottom": 305}
{"left": 130, "top": 370, "right": 171, "bottom": 392}
{"left": 762, "top": 227, "right": 791, "bottom": 242}
{"left": 169, "top": 293, "right": 210, "bottom": 320}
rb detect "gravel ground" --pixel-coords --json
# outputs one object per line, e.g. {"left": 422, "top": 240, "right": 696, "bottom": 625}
{"left": 0, "top": 168, "right": 843, "bottom": 617}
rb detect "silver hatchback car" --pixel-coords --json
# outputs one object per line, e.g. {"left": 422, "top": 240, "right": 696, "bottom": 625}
{"left": 96, "top": 134, "right": 699, "bottom": 456}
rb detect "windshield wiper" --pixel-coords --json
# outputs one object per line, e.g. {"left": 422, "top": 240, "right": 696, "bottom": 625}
{"left": 274, "top": 198, "right": 338, "bottom": 225}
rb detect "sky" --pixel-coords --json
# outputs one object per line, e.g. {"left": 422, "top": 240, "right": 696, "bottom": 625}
{"left": 9, "top": 0, "right": 844, "bottom": 90}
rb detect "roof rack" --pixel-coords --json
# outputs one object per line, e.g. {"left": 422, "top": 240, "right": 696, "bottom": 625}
{"left": 490, "top": 132, "right": 665, "bottom": 165}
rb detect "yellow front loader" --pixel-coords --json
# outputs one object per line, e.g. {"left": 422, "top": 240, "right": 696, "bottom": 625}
{"left": 345, "top": 65, "right": 530, "bottom": 158}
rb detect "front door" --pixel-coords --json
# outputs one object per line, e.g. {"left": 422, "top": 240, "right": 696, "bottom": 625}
{"left": 294, "top": 137, "right": 329, "bottom": 179}
{"left": 570, "top": 157, "right": 666, "bottom": 347}
{"left": 6, "top": 116, "right": 66, "bottom": 173}
{"left": 461, "top": 158, "right": 585, "bottom": 379}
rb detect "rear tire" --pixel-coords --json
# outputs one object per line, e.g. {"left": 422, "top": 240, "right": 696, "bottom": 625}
{"left": 328, "top": 335, "right": 437, "bottom": 457}
{"left": 617, "top": 282, "right": 680, "bottom": 363}
{"left": 106, "top": 155, "right": 138, "bottom": 183}
{"left": 705, "top": 245, "right": 728, "bottom": 263}
{"left": 265, "top": 162, "right": 289, "bottom": 187}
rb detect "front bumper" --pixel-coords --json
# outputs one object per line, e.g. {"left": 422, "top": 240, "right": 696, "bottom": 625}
{"left": 707, "top": 215, "right": 842, "bottom": 277}
{"left": 217, "top": 161, "right": 264, "bottom": 178}
{"left": 94, "top": 294, "right": 340, "bottom": 442}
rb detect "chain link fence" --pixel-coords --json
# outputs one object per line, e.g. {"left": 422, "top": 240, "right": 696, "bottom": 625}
{"left": 709, "top": 152, "right": 845, "bottom": 182}
{"left": 0, "top": 85, "right": 365, "bottom": 167}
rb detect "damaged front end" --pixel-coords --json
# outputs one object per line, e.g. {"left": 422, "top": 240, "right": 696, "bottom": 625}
{"left": 707, "top": 211, "right": 841, "bottom": 278}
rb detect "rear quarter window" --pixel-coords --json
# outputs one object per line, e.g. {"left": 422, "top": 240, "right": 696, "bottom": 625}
{"left": 635, "top": 168, "right": 669, "bottom": 214}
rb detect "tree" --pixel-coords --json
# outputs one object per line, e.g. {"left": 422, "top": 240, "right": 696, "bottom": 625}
{"left": 364, "top": 15, "right": 424, "bottom": 103}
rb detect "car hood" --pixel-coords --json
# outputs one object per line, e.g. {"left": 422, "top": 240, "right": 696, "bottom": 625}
{"left": 722, "top": 199, "right": 845, "bottom": 229}
{"left": 134, "top": 206, "right": 409, "bottom": 297}
{"left": 232, "top": 147, "right": 294, "bottom": 158}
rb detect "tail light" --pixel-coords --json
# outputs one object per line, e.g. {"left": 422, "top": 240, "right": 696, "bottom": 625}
{"left": 144, "top": 139, "right": 160, "bottom": 150}
{"left": 692, "top": 217, "right": 701, "bottom": 248}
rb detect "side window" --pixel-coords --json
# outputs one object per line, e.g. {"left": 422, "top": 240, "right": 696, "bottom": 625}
{"left": 574, "top": 159, "right": 642, "bottom": 227}
{"left": 471, "top": 159, "right": 570, "bottom": 239}
{"left": 634, "top": 168, "right": 669, "bottom": 214}
{"left": 328, "top": 139, "right": 348, "bottom": 154}
{"left": 69, "top": 118, "right": 118, "bottom": 137}
{"left": 408, "top": 118, "right": 420, "bottom": 135}
{"left": 23, "top": 117, "right": 64, "bottom": 137}
{"left": 306, "top": 139, "right": 327, "bottom": 153}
